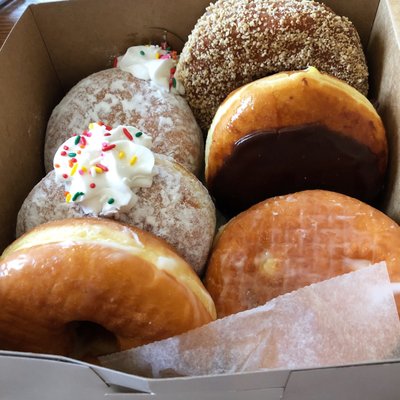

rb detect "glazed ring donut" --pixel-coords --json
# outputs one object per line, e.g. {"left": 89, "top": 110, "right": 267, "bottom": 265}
{"left": 205, "top": 190, "right": 400, "bottom": 318}
{"left": 0, "top": 218, "right": 216, "bottom": 359}
{"left": 205, "top": 68, "right": 387, "bottom": 217}
{"left": 17, "top": 154, "right": 216, "bottom": 275}
{"left": 44, "top": 68, "right": 203, "bottom": 175}
{"left": 176, "top": 0, "right": 369, "bottom": 131}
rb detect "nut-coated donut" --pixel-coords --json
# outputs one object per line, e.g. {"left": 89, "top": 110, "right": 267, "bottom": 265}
{"left": 177, "top": 0, "right": 369, "bottom": 131}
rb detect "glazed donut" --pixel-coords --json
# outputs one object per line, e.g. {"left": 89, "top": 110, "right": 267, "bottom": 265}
{"left": 176, "top": 0, "right": 369, "bottom": 131}
{"left": 205, "top": 68, "right": 387, "bottom": 217}
{"left": 0, "top": 218, "right": 216, "bottom": 359}
{"left": 44, "top": 67, "right": 203, "bottom": 175}
{"left": 205, "top": 190, "right": 400, "bottom": 318}
{"left": 18, "top": 124, "right": 215, "bottom": 275}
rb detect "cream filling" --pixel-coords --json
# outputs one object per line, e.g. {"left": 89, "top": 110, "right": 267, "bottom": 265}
{"left": 3, "top": 224, "right": 216, "bottom": 319}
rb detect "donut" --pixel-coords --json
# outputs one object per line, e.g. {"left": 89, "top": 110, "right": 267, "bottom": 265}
{"left": 205, "top": 190, "right": 400, "bottom": 318}
{"left": 0, "top": 218, "right": 216, "bottom": 359}
{"left": 176, "top": 0, "right": 369, "bottom": 131}
{"left": 18, "top": 124, "right": 216, "bottom": 275}
{"left": 17, "top": 156, "right": 215, "bottom": 275}
{"left": 205, "top": 68, "right": 387, "bottom": 217}
{"left": 44, "top": 67, "right": 203, "bottom": 175}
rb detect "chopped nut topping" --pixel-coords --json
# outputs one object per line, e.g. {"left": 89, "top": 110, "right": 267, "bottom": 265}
{"left": 176, "top": 0, "right": 369, "bottom": 132}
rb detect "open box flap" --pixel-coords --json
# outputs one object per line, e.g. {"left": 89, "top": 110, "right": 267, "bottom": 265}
{"left": 0, "top": 351, "right": 288, "bottom": 397}
{"left": 2, "top": 351, "right": 400, "bottom": 399}
{"left": 0, "top": 351, "right": 289, "bottom": 394}
{"left": 94, "top": 364, "right": 290, "bottom": 394}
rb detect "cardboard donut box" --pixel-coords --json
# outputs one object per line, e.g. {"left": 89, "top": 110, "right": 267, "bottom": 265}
{"left": 0, "top": 0, "right": 400, "bottom": 398}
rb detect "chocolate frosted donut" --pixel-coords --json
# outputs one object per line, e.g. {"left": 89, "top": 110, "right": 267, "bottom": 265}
{"left": 205, "top": 68, "right": 387, "bottom": 217}
{"left": 176, "top": 0, "right": 369, "bottom": 131}
{"left": 44, "top": 68, "right": 203, "bottom": 175}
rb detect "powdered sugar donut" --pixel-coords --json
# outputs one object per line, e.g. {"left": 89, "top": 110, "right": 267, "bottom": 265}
{"left": 20, "top": 124, "right": 215, "bottom": 275}
{"left": 44, "top": 67, "right": 203, "bottom": 175}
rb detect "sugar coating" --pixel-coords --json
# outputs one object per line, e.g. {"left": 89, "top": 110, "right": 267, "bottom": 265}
{"left": 176, "top": 0, "right": 369, "bottom": 131}
{"left": 16, "top": 155, "right": 216, "bottom": 275}
{"left": 44, "top": 69, "right": 203, "bottom": 175}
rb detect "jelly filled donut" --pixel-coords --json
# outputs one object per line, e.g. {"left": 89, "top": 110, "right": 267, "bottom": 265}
{"left": 0, "top": 218, "right": 216, "bottom": 359}
{"left": 45, "top": 45, "right": 203, "bottom": 176}
{"left": 205, "top": 190, "right": 400, "bottom": 318}
{"left": 205, "top": 68, "right": 387, "bottom": 217}
{"left": 176, "top": 0, "right": 369, "bottom": 131}
{"left": 18, "top": 123, "right": 215, "bottom": 275}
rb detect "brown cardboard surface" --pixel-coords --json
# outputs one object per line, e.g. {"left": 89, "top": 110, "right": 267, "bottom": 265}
{"left": 0, "top": 0, "right": 400, "bottom": 398}
{"left": 29, "top": 0, "right": 212, "bottom": 90}
{"left": 368, "top": 0, "right": 400, "bottom": 221}
{"left": 27, "top": 0, "right": 380, "bottom": 90}
{"left": 0, "top": 8, "right": 61, "bottom": 252}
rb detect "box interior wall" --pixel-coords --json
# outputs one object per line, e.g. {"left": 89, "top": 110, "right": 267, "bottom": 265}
{"left": 0, "top": 1, "right": 400, "bottom": 397}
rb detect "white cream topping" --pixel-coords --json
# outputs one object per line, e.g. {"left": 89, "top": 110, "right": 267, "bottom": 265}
{"left": 116, "top": 45, "right": 185, "bottom": 95}
{"left": 53, "top": 122, "right": 155, "bottom": 216}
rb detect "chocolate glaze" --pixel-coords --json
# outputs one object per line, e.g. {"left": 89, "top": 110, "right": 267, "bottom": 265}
{"left": 209, "top": 124, "right": 384, "bottom": 217}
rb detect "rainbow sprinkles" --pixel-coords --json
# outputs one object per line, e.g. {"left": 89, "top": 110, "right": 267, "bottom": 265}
{"left": 53, "top": 122, "right": 155, "bottom": 216}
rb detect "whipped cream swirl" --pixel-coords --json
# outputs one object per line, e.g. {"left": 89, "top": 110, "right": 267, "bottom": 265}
{"left": 54, "top": 122, "right": 155, "bottom": 216}
{"left": 116, "top": 45, "right": 185, "bottom": 95}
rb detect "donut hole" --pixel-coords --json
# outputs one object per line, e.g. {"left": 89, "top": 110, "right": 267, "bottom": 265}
{"left": 66, "top": 320, "right": 119, "bottom": 360}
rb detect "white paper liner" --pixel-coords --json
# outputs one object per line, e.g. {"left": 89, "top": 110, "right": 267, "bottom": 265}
{"left": 101, "top": 263, "right": 400, "bottom": 377}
